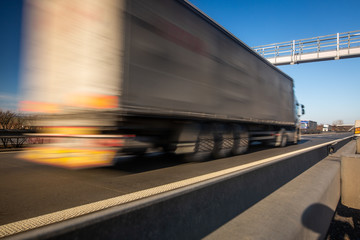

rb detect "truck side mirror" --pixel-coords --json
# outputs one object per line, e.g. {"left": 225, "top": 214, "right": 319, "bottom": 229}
{"left": 301, "top": 105, "right": 305, "bottom": 115}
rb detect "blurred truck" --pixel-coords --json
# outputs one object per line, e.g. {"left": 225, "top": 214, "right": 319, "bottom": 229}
{"left": 300, "top": 120, "right": 318, "bottom": 134}
{"left": 355, "top": 120, "right": 360, "bottom": 136}
{"left": 19, "top": 0, "right": 304, "bottom": 168}
{"left": 323, "top": 124, "right": 331, "bottom": 132}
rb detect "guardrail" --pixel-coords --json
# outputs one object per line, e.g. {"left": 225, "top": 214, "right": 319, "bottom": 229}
{"left": 0, "top": 130, "right": 44, "bottom": 149}
{"left": 253, "top": 30, "right": 360, "bottom": 64}
{"left": 3, "top": 136, "right": 353, "bottom": 239}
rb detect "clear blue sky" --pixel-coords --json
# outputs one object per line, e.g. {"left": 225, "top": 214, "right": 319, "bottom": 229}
{"left": 189, "top": 0, "right": 360, "bottom": 125}
{"left": 0, "top": 0, "right": 23, "bottom": 110}
{"left": 0, "top": 0, "right": 359, "bottom": 124}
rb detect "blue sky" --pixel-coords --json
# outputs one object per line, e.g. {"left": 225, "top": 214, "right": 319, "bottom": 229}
{"left": 0, "top": 0, "right": 359, "bottom": 124}
{"left": 0, "top": 0, "right": 23, "bottom": 110}
{"left": 189, "top": 0, "right": 360, "bottom": 125}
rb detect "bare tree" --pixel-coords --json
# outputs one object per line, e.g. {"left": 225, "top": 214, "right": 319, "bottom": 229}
{"left": 332, "top": 120, "right": 344, "bottom": 126}
{"left": 0, "top": 110, "right": 32, "bottom": 130}
{"left": 0, "top": 110, "right": 33, "bottom": 148}
{"left": 0, "top": 110, "right": 17, "bottom": 129}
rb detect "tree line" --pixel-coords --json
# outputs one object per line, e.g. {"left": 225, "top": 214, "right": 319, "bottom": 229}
{"left": 0, "top": 109, "right": 34, "bottom": 149}
{"left": 0, "top": 110, "right": 33, "bottom": 130}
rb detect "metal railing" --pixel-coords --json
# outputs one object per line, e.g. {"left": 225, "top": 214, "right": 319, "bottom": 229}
{"left": 253, "top": 30, "right": 360, "bottom": 60}
{"left": 0, "top": 130, "right": 46, "bottom": 149}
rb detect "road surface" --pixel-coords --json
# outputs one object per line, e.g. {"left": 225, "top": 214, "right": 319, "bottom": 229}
{"left": 0, "top": 132, "right": 352, "bottom": 226}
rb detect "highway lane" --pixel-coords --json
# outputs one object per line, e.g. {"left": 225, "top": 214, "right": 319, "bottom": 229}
{"left": 0, "top": 132, "right": 352, "bottom": 226}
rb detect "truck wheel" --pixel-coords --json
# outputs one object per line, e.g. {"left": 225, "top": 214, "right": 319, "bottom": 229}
{"left": 231, "top": 124, "right": 249, "bottom": 155}
{"left": 183, "top": 125, "right": 214, "bottom": 162}
{"left": 280, "top": 134, "right": 288, "bottom": 147}
{"left": 212, "top": 124, "right": 233, "bottom": 159}
{"left": 272, "top": 129, "right": 287, "bottom": 147}
{"left": 292, "top": 131, "right": 299, "bottom": 145}
{"left": 293, "top": 136, "right": 298, "bottom": 145}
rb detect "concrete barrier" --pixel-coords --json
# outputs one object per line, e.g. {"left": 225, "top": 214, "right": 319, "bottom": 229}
{"left": 9, "top": 137, "right": 353, "bottom": 240}
{"left": 341, "top": 154, "right": 360, "bottom": 209}
{"left": 206, "top": 144, "right": 352, "bottom": 240}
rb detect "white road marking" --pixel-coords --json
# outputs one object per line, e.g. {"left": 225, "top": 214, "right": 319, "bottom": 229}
{"left": 0, "top": 135, "right": 353, "bottom": 238}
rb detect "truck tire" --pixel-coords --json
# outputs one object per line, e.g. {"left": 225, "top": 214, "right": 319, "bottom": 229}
{"left": 280, "top": 134, "right": 288, "bottom": 147}
{"left": 293, "top": 135, "right": 298, "bottom": 145}
{"left": 271, "top": 128, "right": 287, "bottom": 147}
{"left": 231, "top": 124, "right": 249, "bottom": 155}
{"left": 183, "top": 124, "right": 214, "bottom": 162}
{"left": 212, "top": 124, "right": 233, "bottom": 159}
{"left": 292, "top": 131, "right": 299, "bottom": 145}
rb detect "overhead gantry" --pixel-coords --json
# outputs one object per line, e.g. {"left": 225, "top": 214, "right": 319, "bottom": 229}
{"left": 253, "top": 30, "right": 360, "bottom": 65}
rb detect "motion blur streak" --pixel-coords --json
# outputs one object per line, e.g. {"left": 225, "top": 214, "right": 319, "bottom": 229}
{"left": 20, "top": 0, "right": 124, "bottom": 168}
{"left": 19, "top": 0, "right": 303, "bottom": 168}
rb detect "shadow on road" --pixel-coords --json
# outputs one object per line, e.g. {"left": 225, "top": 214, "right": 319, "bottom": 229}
{"left": 302, "top": 203, "right": 335, "bottom": 240}
{"left": 110, "top": 153, "right": 184, "bottom": 173}
{"left": 325, "top": 200, "right": 360, "bottom": 240}
{"left": 301, "top": 201, "right": 360, "bottom": 240}
{"left": 101, "top": 139, "right": 311, "bottom": 174}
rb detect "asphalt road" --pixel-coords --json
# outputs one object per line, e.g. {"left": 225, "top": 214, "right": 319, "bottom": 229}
{"left": 0, "top": 132, "right": 352, "bottom": 226}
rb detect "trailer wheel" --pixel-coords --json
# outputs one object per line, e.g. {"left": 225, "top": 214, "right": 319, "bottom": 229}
{"left": 183, "top": 125, "right": 214, "bottom": 162}
{"left": 231, "top": 124, "right": 249, "bottom": 155}
{"left": 212, "top": 124, "right": 233, "bottom": 159}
